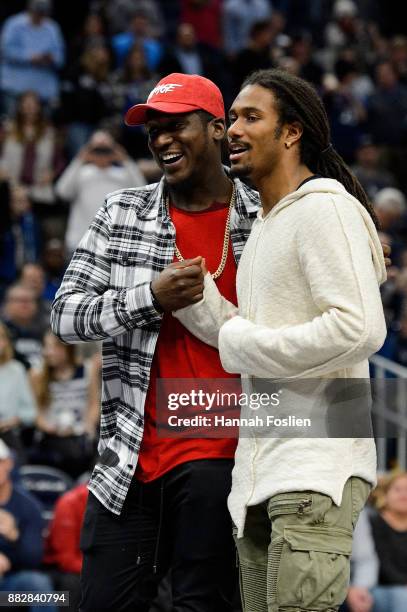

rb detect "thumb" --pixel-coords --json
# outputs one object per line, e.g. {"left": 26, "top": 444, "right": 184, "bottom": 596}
{"left": 201, "top": 258, "right": 208, "bottom": 275}
{"left": 174, "top": 256, "right": 202, "bottom": 268}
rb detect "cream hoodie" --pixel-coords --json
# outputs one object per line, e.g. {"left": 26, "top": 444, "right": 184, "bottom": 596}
{"left": 174, "top": 178, "right": 387, "bottom": 537}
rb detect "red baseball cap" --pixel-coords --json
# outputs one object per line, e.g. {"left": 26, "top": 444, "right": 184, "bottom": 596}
{"left": 124, "top": 73, "right": 225, "bottom": 126}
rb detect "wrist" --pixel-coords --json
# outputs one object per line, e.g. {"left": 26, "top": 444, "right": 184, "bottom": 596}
{"left": 150, "top": 282, "right": 164, "bottom": 314}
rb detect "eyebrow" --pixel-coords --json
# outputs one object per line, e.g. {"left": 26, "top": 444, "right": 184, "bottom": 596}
{"left": 229, "top": 106, "right": 263, "bottom": 116}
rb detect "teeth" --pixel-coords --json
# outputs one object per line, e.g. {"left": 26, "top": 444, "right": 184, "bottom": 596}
{"left": 162, "top": 153, "right": 183, "bottom": 161}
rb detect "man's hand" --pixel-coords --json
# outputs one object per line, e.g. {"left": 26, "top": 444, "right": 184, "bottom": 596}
{"left": 0, "top": 552, "right": 11, "bottom": 577}
{"left": 151, "top": 256, "right": 204, "bottom": 312}
{"left": 0, "top": 509, "right": 19, "bottom": 542}
{"left": 347, "top": 586, "right": 373, "bottom": 612}
{"left": 381, "top": 242, "right": 391, "bottom": 268}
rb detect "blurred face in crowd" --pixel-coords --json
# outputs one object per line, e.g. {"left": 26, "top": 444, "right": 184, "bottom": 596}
{"left": 10, "top": 186, "right": 31, "bottom": 218}
{"left": 19, "top": 91, "right": 41, "bottom": 122}
{"left": 376, "top": 62, "right": 398, "bottom": 90}
{"left": 146, "top": 111, "right": 225, "bottom": 189}
{"left": 43, "top": 332, "right": 71, "bottom": 368}
{"left": 82, "top": 46, "right": 111, "bottom": 81}
{"left": 355, "top": 143, "right": 380, "bottom": 169}
{"left": 386, "top": 475, "right": 407, "bottom": 516}
{"left": 131, "top": 15, "right": 150, "bottom": 37}
{"left": 176, "top": 23, "right": 197, "bottom": 50}
{"left": 87, "top": 131, "right": 116, "bottom": 169}
{"left": 20, "top": 263, "right": 46, "bottom": 297}
{"left": 42, "top": 240, "right": 66, "bottom": 274}
{"left": 126, "top": 45, "right": 149, "bottom": 78}
{"left": 4, "top": 285, "right": 38, "bottom": 326}
{"left": 84, "top": 13, "right": 104, "bottom": 37}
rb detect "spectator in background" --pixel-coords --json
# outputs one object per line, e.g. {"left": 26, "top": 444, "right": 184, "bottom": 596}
{"left": 289, "top": 30, "right": 324, "bottom": 88}
{"left": 0, "top": 322, "right": 36, "bottom": 460}
{"left": 55, "top": 130, "right": 146, "bottom": 254}
{"left": 0, "top": 184, "right": 41, "bottom": 292}
{"left": 19, "top": 262, "right": 52, "bottom": 326}
{"left": 323, "top": 0, "right": 379, "bottom": 72}
{"left": 41, "top": 239, "right": 67, "bottom": 303}
{"left": 1, "top": 284, "right": 45, "bottom": 370}
{"left": 105, "top": 0, "right": 164, "bottom": 38}
{"left": 223, "top": 0, "right": 272, "bottom": 58}
{"left": 159, "top": 23, "right": 226, "bottom": 90}
{"left": 180, "top": 0, "right": 223, "bottom": 50}
{"left": 348, "top": 472, "right": 407, "bottom": 612}
{"left": 324, "top": 57, "right": 367, "bottom": 163}
{"left": 352, "top": 135, "right": 397, "bottom": 201}
{"left": 389, "top": 36, "right": 407, "bottom": 86}
{"left": 0, "top": 0, "right": 65, "bottom": 115}
{"left": 0, "top": 440, "right": 57, "bottom": 612}
{"left": 44, "top": 483, "right": 88, "bottom": 612}
{"left": 30, "top": 332, "right": 100, "bottom": 478}
{"left": 373, "top": 188, "right": 406, "bottom": 234}
{"left": 111, "top": 11, "right": 163, "bottom": 71}
{"left": 231, "top": 20, "right": 274, "bottom": 95}
{"left": 0, "top": 91, "right": 64, "bottom": 206}
{"left": 367, "top": 60, "right": 407, "bottom": 148}
{"left": 59, "top": 45, "right": 116, "bottom": 158}
{"left": 115, "top": 44, "right": 159, "bottom": 160}
{"left": 66, "top": 12, "right": 109, "bottom": 75}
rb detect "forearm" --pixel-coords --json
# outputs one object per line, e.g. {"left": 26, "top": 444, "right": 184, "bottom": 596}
{"left": 173, "top": 274, "right": 238, "bottom": 347}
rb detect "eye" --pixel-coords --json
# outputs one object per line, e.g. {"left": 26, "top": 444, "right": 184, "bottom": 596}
{"left": 247, "top": 115, "right": 258, "bottom": 122}
{"left": 147, "top": 128, "right": 158, "bottom": 139}
{"left": 174, "top": 121, "right": 185, "bottom": 130}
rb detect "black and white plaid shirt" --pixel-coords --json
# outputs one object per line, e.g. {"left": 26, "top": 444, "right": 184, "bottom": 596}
{"left": 51, "top": 176, "right": 259, "bottom": 514}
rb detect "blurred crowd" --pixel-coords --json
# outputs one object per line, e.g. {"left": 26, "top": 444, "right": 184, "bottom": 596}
{"left": 1, "top": 0, "right": 407, "bottom": 610}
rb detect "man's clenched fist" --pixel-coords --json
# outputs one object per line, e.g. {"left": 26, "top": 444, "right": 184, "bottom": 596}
{"left": 151, "top": 256, "right": 204, "bottom": 312}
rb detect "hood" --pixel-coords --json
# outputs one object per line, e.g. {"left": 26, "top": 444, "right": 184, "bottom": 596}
{"left": 263, "top": 177, "right": 387, "bottom": 285}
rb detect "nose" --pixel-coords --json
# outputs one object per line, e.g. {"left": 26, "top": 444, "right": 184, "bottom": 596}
{"left": 151, "top": 130, "right": 174, "bottom": 150}
{"left": 227, "top": 117, "right": 244, "bottom": 140}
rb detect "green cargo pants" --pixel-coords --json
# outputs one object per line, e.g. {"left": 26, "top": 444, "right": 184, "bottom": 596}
{"left": 233, "top": 477, "right": 371, "bottom": 612}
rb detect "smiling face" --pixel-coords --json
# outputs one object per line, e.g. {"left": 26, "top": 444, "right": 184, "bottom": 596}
{"left": 146, "top": 111, "right": 224, "bottom": 189}
{"left": 228, "top": 84, "right": 287, "bottom": 184}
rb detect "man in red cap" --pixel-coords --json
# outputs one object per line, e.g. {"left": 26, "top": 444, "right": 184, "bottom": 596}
{"left": 51, "top": 73, "right": 259, "bottom": 611}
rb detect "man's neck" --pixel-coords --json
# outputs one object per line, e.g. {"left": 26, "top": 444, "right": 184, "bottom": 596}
{"left": 257, "top": 160, "right": 313, "bottom": 216}
{"left": 167, "top": 169, "right": 233, "bottom": 212}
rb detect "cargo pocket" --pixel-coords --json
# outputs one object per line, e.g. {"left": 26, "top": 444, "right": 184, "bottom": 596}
{"left": 233, "top": 524, "right": 268, "bottom": 612}
{"left": 269, "top": 525, "right": 352, "bottom": 611}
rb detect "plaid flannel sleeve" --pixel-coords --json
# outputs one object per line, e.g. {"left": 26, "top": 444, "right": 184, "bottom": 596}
{"left": 51, "top": 199, "right": 163, "bottom": 343}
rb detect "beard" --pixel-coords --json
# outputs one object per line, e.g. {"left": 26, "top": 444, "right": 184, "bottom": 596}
{"left": 229, "top": 162, "right": 253, "bottom": 178}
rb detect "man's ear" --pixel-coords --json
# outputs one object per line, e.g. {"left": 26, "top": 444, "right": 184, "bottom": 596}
{"left": 210, "top": 118, "right": 227, "bottom": 142}
{"left": 284, "top": 121, "right": 303, "bottom": 148}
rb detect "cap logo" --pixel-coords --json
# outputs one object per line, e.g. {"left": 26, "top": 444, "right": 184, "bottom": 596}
{"left": 147, "top": 83, "right": 183, "bottom": 101}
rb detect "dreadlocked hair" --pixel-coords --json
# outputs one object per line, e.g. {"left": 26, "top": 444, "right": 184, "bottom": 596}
{"left": 242, "top": 69, "right": 379, "bottom": 228}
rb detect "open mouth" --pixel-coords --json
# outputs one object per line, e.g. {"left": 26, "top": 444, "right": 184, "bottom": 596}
{"left": 160, "top": 152, "right": 184, "bottom": 166}
{"left": 229, "top": 144, "right": 249, "bottom": 163}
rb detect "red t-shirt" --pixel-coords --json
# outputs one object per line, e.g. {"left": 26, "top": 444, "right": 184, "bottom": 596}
{"left": 135, "top": 201, "right": 238, "bottom": 482}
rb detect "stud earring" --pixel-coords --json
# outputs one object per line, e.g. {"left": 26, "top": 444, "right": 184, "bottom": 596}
{"left": 284, "top": 142, "right": 290, "bottom": 149}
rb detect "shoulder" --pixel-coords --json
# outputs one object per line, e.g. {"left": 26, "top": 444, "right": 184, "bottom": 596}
{"left": 104, "top": 182, "right": 161, "bottom": 215}
{"left": 10, "top": 485, "right": 43, "bottom": 518}
{"left": 3, "top": 13, "right": 26, "bottom": 29}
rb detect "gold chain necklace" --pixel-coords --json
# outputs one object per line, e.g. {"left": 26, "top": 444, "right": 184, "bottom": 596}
{"left": 165, "top": 184, "right": 235, "bottom": 280}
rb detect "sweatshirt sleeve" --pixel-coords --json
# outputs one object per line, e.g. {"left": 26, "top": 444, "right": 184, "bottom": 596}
{"left": 51, "top": 198, "right": 162, "bottom": 343}
{"left": 55, "top": 157, "right": 83, "bottom": 201}
{"left": 172, "top": 273, "right": 238, "bottom": 347}
{"left": 219, "top": 195, "right": 387, "bottom": 378}
{"left": 350, "top": 508, "right": 379, "bottom": 589}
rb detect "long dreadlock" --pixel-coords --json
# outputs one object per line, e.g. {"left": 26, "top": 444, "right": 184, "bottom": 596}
{"left": 242, "top": 69, "right": 379, "bottom": 227}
